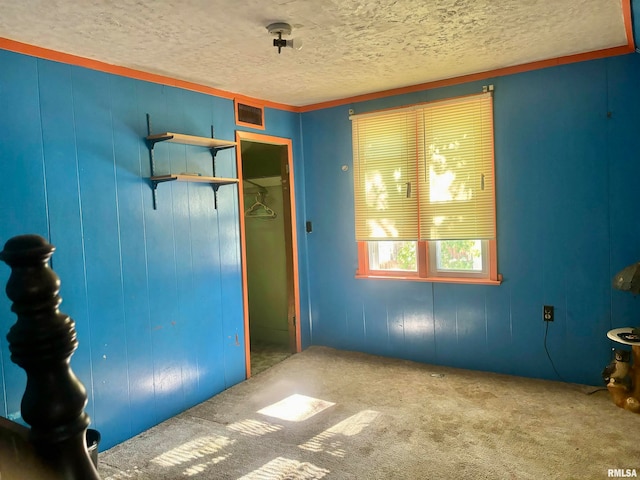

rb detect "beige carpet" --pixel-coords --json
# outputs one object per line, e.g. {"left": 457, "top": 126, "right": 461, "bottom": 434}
{"left": 99, "top": 346, "right": 640, "bottom": 479}
{"left": 250, "top": 343, "right": 292, "bottom": 376}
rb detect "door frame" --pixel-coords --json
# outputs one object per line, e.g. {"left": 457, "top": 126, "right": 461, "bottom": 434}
{"left": 235, "top": 130, "right": 302, "bottom": 378}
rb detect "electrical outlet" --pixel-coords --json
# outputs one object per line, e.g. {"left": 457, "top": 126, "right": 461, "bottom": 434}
{"left": 543, "top": 305, "right": 554, "bottom": 322}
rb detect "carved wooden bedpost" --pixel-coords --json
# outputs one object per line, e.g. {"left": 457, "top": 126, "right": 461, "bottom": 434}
{"left": 0, "top": 234, "right": 100, "bottom": 479}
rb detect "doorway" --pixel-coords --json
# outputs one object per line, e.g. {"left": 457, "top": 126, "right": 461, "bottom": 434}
{"left": 236, "top": 131, "right": 301, "bottom": 378}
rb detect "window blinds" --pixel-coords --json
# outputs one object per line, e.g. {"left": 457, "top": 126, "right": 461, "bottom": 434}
{"left": 352, "top": 92, "right": 495, "bottom": 241}
{"left": 352, "top": 109, "right": 420, "bottom": 240}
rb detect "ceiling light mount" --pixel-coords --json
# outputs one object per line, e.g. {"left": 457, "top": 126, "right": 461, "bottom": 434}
{"left": 267, "top": 22, "right": 292, "bottom": 37}
{"left": 267, "top": 22, "right": 302, "bottom": 54}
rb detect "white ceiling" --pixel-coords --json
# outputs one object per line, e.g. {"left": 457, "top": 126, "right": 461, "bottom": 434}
{"left": 0, "top": 0, "right": 631, "bottom": 107}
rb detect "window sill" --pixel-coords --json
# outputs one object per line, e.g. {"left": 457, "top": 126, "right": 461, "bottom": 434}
{"left": 355, "top": 273, "right": 502, "bottom": 285}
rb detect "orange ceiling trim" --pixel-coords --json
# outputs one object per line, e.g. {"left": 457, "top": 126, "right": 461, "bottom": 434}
{"left": 299, "top": 44, "right": 635, "bottom": 112}
{"left": 0, "top": 37, "right": 301, "bottom": 113}
{"left": 300, "top": 0, "right": 635, "bottom": 112}
{"left": 622, "top": 0, "right": 635, "bottom": 50}
{"left": 0, "top": 0, "right": 635, "bottom": 116}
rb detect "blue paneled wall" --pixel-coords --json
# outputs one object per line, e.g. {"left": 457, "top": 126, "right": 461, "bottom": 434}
{"left": 0, "top": 50, "right": 303, "bottom": 449}
{"left": 2, "top": 42, "right": 640, "bottom": 450}
{"left": 301, "top": 53, "right": 640, "bottom": 386}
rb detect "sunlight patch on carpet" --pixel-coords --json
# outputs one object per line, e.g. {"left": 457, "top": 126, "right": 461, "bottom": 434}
{"left": 257, "top": 394, "right": 335, "bottom": 422}
{"left": 183, "top": 453, "right": 231, "bottom": 477}
{"left": 299, "top": 409, "right": 380, "bottom": 457}
{"left": 150, "top": 434, "right": 234, "bottom": 467}
{"left": 227, "top": 418, "right": 284, "bottom": 437}
{"left": 238, "top": 457, "right": 330, "bottom": 479}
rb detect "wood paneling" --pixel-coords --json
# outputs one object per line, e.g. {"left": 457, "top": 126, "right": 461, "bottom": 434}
{"left": 301, "top": 53, "right": 640, "bottom": 386}
{"left": 0, "top": 50, "right": 302, "bottom": 448}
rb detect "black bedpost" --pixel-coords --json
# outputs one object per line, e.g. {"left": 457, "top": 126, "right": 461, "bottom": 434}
{"left": 0, "top": 234, "right": 100, "bottom": 479}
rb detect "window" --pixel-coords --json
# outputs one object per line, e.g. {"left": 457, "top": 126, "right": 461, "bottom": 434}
{"left": 352, "top": 92, "right": 500, "bottom": 284}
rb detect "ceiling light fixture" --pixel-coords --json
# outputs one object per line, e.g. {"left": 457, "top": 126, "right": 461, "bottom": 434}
{"left": 266, "top": 22, "right": 302, "bottom": 54}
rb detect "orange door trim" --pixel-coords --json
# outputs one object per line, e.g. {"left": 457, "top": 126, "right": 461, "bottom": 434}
{"left": 235, "top": 131, "right": 301, "bottom": 378}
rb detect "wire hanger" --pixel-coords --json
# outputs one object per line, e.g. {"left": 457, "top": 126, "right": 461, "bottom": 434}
{"left": 245, "top": 191, "right": 277, "bottom": 218}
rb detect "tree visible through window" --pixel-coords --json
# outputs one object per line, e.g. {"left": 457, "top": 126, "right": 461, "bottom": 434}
{"left": 368, "top": 241, "right": 417, "bottom": 272}
{"left": 352, "top": 92, "right": 499, "bottom": 283}
{"left": 435, "top": 240, "right": 483, "bottom": 271}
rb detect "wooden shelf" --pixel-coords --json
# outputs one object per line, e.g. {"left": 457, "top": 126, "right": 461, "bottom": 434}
{"left": 146, "top": 132, "right": 236, "bottom": 149}
{"left": 145, "top": 114, "right": 238, "bottom": 209}
{"left": 151, "top": 174, "right": 239, "bottom": 185}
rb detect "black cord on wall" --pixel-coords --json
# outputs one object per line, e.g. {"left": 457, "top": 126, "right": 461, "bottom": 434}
{"left": 544, "top": 316, "right": 609, "bottom": 395}
{"left": 544, "top": 320, "right": 567, "bottom": 383}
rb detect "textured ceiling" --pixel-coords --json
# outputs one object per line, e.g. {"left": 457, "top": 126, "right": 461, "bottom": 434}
{"left": 0, "top": 0, "right": 631, "bottom": 107}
